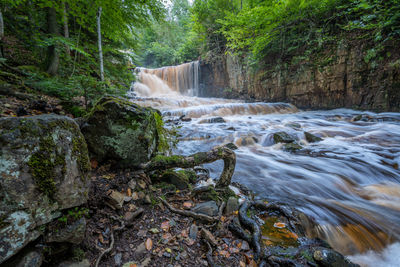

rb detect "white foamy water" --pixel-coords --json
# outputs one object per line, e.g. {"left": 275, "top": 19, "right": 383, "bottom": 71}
{"left": 130, "top": 62, "right": 400, "bottom": 265}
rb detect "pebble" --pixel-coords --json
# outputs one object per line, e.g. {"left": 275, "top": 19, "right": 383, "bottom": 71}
{"left": 189, "top": 224, "right": 198, "bottom": 240}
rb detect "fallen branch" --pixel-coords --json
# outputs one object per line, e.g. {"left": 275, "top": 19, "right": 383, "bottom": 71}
{"left": 143, "top": 146, "right": 236, "bottom": 188}
{"left": 159, "top": 197, "right": 219, "bottom": 223}
{"left": 205, "top": 241, "right": 215, "bottom": 267}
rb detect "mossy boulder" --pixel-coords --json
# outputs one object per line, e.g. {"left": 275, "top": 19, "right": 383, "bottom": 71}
{"left": 273, "top": 132, "right": 296, "bottom": 144}
{"left": 160, "top": 169, "right": 196, "bottom": 190}
{"left": 81, "top": 96, "right": 166, "bottom": 168}
{"left": 304, "top": 132, "right": 323, "bottom": 143}
{"left": 0, "top": 115, "right": 90, "bottom": 263}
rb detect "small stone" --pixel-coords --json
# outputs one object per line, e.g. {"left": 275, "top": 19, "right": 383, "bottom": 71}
{"left": 108, "top": 190, "right": 125, "bottom": 209}
{"left": 137, "top": 191, "right": 145, "bottom": 199}
{"left": 132, "top": 192, "right": 139, "bottom": 200}
{"left": 138, "top": 180, "right": 147, "bottom": 190}
{"left": 149, "top": 228, "right": 159, "bottom": 234}
{"left": 124, "top": 196, "right": 132, "bottom": 202}
{"left": 189, "top": 224, "right": 198, "bottom": 240}
{"left": 144, "top": 195, "right": 152, "bottom": 204}
{"left": 304, "top": 132, "right": 322, "bottom": 143}
{"left": 273, "top": 131, "right": 295, "bottom": 143}
{"left": 128, "top": 179, "right": 137, "bottom": 190}
{"left": 224, "top": 197, "right": 239, "bottom": 215}
{"left": 114, "top": 253, "right": 122, "bottom": 266}
{"left": 163, "top": 252, "right": 171, "bottom": 258}
{"left": 134, "top": 242, "right": 146, "bottom": 257}
{"left": 240, "top": 240, "right": 250, "bottom": 251}
{"left": 227, "top": 127, "right": 235, "bottom": 131}
{"left": 192, "top": 201, "right": 219, "bottom": 217}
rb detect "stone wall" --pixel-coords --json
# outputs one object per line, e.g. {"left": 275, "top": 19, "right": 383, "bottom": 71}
{"left": 199, "top": 42, "right": 400, "bottom": 111}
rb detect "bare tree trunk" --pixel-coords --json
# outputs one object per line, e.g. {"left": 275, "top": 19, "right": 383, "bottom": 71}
{"left": 0, "top": 9, "right": 4, "bottom": 58}
{"left": 46, "top": 7, "right": 59, "bottom": 75}
{"left": 97, "top": 7, "right": 104, "bottom": 81}
{"left": 63, "top": 2, "right": 70, "bottom": 55}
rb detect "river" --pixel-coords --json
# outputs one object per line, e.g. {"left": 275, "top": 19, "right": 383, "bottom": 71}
{"left": 128, "top": 62, "right": 400, "bottom": 267}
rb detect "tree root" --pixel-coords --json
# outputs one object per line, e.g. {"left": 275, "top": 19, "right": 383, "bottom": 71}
{"left": 205, "top": 241, "right": 215, "bottom": 267}
{"left": 95, "top": 223, "right": 125, "bottom": 267}
{"left": 238, "top": 201, "right": 261, "bottom": 260}
{"left": 159, "top": 197, "right": 219, "bottom": 223}
{"left": 143, "top": 146, "right": 236, "bottom": 188}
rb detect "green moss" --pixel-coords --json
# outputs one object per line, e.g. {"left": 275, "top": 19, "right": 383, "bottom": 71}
{"left": 28, "top": 137, "right": 58, "bottom": 200}
{"left": 72, "top": 135, "right": 91, "bottom": 177}
{"left": 178, "top": 169, "right": 197, "bottom": 183}
{"left": 161, "top": 169, "right": 190, "bottom": 189}
{"left": 154, "top": 182, "right": 177, "bottom": 192}
{"left": 152, "top": 154, "right": 185, "bottom": 165}
{"left": 154, "top": 112, "right": 170, "bottom": 153}
{"left": 198, "top": 185, "right": 219, "bottom": 201}
{"left": 194, "top": 152, "right": 208, "bottom": 165}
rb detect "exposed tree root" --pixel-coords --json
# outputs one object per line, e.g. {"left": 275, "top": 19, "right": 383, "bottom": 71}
{"left": 205, "top": 241, "right": 215, "bottom": 267}
{"left": 95, "top": 222, "right": 125, "bottom": 267}
{"left": 238, "top": 201, "right": 261, "bottom": 260}
{"left": 159, "top": 197, "right": 219, "bottom": 223}
{"left": 143, "top": 146, "right": 236, "bottom": 188}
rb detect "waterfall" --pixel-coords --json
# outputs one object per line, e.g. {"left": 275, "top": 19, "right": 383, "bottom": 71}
{"left": 133, "top": 61, "right": 200, "bottom": 97}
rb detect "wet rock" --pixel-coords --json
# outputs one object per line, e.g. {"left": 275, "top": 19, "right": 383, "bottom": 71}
{"left": 240, "top": 241, "right": 250, "bottom": 251}
{"left": 46, "top": 217, "right": 86, "bottom": 244}
{"left": 285, "top": 122, "right": 301, "bottom": 129}
{"left": 283, "top": 142, "right": 303, "bottom": 152}
{"left": 107, "top": 190, "right": 125, "bottom": 209}
{"left": 57, "top": 259, "right": 90, "bottom": 267}
{"left": 189, "top": 224, "right": 199, "bottom": 240}
{"left": 273, "top": 131, "right": 295, "bottom": 143}
{"left": 0, "top": 115, "right": 90, "bottom": 263}
{"left": 224, "top": 142, "right": 238, "bottom": 150}
{"left": 192, "top": 201, "right": 219, "bottom": 217}
{"left": 81, "top": 96, "right": 164, "bottom": 168}
{"left": 304, "top": 132, "right": 322, "bottom": 143}
{"left": 225, "top": 197, "right": 239, "bottom": 215}
{"left": 200, "top": 117, "right": 226, "bottom": 123}
{"left": 227, "top": 126, "right": 236, "bottom": 131}
{"left": 313, "top": 247, "right": 360, "bottom": 267}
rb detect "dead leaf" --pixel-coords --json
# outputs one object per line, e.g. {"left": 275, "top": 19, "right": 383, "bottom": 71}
{"left": 239, "top": 261, "right": 246, "bottom": 267}
{"left": 90, "top": 159, "right": 98, "bottom": 169}
{"left": 161, "top": 221, "right": 170, "bottom": 232}
{"left": 127, "top": 188, "right": 132, "bottom": 197}
{"left": 273, "top": 222, "right": 286, "bottom": 229}
{"left": 249, "top": 260, "right": 257, "bottom": 267}
{"left": 183, "top": 202, "right": 192, "bottom": 209}
{"left": 145, "top": 238, "right": 153, "bottom": 251}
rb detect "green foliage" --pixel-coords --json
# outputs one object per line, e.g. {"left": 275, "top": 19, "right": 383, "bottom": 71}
{"left": 136, "top": 0, "right": 201, "bottom": 67}
{"left": 58, "top": 207, "right": 89, "bottom": 225}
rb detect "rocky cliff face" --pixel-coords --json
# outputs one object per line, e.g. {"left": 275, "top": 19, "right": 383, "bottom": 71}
{"left": 199, "top": 43, "right": 400, "bottom": 111}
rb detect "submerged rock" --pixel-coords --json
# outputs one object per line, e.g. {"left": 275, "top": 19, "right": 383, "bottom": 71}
{"left": 81, "top": 96, "right": 166, "bottom": 168}
{"left": 0, "top": 115, "right": 90, "bottom": 263}
{"left": 283, "top": 142, "right": 303, "bottom": 152}
{"left": 199, "top": 117, "right": 226, "bottom": 123}
{"left": 304, "top": 132, "right": 323, "bottom": 143}
{"left": 273, "top": 131, "right": 296, "bottom": 144}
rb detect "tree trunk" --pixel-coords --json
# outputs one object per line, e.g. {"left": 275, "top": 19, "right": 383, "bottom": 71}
{"left": 46, "top": 7, "right": 59, "bottom": 76}
{"left": 0, "top": 9, "right": 4, "bottom": 58}
{"left": 63, "top": 2, "right": 70, "bottom": 55}
{"left": 97, "top": 7, "right": 104, "bottom": 81}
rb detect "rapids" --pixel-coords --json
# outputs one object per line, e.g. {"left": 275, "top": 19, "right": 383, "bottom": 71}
{"left": 130, "top": 62, "right": 400, "bottom": 267}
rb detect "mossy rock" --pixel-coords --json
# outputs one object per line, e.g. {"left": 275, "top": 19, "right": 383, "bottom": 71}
{"left": 283, "top": 142, "right": 303, "bottom": 152}
{"left": 0, "top": 115, "right": 90, "bottom": 263}
{"left": 160, "top": 169, "right": 195, "bottom": 190}
{"left": 81, "top": 96, "right": 166, "bottom": 168}
{"left": 273, "top": 132, "right": 296, "bottom": 144}
{"left": 304, "top": 132, "right": 322, "bottom": 143}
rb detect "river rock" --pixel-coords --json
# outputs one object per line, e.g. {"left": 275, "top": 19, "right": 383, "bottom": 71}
{"left": 81, "top": 96, "right": 165, "bottom": 168}
{"left": 192, "top": 201, "right": 219, "bottom": 217}
{"left": 304, "top": 132, "right": 322, "bottom": 143}
{"left": 313, "top": 247, "right": 360, "bottom": 267}
{"left": 0, "top": 115, "right": 90, "bottom": 263}
{"left": 45, "top": 217, "right": 86, "bottom": 244}
{"left": 224, "top": 197, "right": 239, "bottom": 215}
{"left": 283, "top": 143, "right": 303, "bottom": 152}
{"left": 199, "top": 117, "right": 226, "bottom": 123}
{"left": 273, "top": 131, "right": 295, "bottom": 143}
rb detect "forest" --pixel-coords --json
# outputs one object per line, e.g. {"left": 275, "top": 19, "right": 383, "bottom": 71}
{"left": 1, "top": 0, "right": 399, "bottom": 114}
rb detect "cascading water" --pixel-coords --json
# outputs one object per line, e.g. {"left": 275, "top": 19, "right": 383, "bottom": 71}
{"left": 132, "top": 61, "right": 200, "bottom": 97}
{"left": 128, "top": 61, "right": 400, "bottom": 267}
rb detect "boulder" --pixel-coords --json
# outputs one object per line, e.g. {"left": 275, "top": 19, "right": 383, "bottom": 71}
{"left": 81, "top": 96, "right": 165, "bottom": 168}
{"left": 0, "top": 115, "right": 90, "bottom": 263}
{"left": 273, "top": 132, "right": 295, "bottom": 144}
